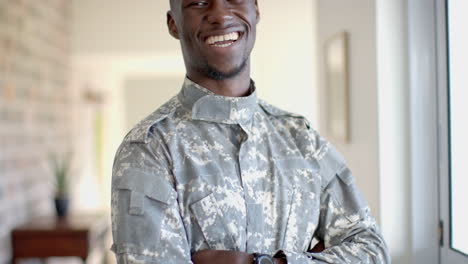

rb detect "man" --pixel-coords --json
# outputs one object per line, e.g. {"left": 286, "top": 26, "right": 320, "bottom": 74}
{"left": 111, "top": 0, "right": 390, "bottom": 263}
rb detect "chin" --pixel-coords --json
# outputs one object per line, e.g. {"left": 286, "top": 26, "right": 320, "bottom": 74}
{"left": 209, "top": 59, "right": 247, "bottom": 77}
{"left": 206, "top": 65, "right": 245, "bottom": 80}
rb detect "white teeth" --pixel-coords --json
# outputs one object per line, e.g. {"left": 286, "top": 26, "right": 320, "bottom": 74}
{"left": 215, "top": 43, "right": 231, "bottom": 48}
{"left": 206, "top": 32, "right": 240, "bottom": 46}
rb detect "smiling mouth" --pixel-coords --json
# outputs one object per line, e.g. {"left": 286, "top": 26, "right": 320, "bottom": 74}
{"left": 205, "top": 32, "right": 241, "bottom": 48}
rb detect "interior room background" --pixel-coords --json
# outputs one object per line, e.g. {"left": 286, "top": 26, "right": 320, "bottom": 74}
{"left": 1, "top": 0, "right": 465, "bottom": 263}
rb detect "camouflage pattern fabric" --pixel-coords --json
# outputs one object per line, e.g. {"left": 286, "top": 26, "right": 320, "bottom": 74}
{"left": 111, "top": 78, "right": 390, "bottom": 263}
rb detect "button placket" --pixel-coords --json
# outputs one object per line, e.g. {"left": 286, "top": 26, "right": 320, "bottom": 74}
{"left": 238, "top": 123, "right": 266, "bottom": 252}
{"left": 237, "top": 124, "right": 255, "bottom": 251}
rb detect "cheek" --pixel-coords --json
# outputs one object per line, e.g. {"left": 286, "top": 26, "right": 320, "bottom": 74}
{"left": 180, "top": 21, "right": 199, "bottom": 44}
{"left": 180, "top": 34, "right": 198, "bottom": 53}
{"left": 241, "top": 9, "right": 258, "bottom": 33}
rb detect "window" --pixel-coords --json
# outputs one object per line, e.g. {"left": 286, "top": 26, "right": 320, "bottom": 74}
{"left": 440, "top": 0, "right": 468, "bottom": 262}
{"left": 446, "top": 0, "right": 468, "bottom": 256}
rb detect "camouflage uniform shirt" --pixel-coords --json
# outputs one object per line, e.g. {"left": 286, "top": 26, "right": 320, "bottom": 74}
{"left": 111, "top": 78, "right": 390, "bottom": 263}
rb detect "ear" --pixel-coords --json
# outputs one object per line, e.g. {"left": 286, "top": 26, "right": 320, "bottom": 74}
{"left": 167, "top": 11, "right": 180, "bottom": 39}
{"left": 254, "top": 0, "right": 260, "bottom": 23}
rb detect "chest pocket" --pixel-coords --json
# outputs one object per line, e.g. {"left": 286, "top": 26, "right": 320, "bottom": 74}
{"left": 189, "top": 192, "right": 237, "bottom": 251}
{"left": 274, "top": 157, "right": 320, "bottom": 252}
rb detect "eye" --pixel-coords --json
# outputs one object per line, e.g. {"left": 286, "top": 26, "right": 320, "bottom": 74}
{"left": 227, "top": 0, "right": 245, "bottom": 3}
{"left": 188, "top": 1, "right": 208, "bottom": 7}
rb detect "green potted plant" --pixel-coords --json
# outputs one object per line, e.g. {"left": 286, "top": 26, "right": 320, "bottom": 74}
{"left": 50, "top": 152, "right": 72, "bottom": 218}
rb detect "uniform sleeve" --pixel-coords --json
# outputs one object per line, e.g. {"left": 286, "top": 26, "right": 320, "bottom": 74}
{"left": 111, "top": 137, "right": 192, "bottom": 264}
{"left": 280, "top": 132, "right": 390, "bottom": 263}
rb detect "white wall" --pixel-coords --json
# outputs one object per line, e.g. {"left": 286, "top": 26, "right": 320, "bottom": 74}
{"left": 407, "top": 0, "right": 440, "bottom": 263}
{"left": 71, "top": 0, "right": 318, "bottom": 212}
{"left": 71, "top": 0, "right": 175, "bottom": 54}
{"left": 316, "top": 0, "right": 380, "bottom": 223}
{"left": 376, "top": 1, "right": 411, "bottom": 263}
{"left": 252, "top": 1, "right": 318, "bottom": 123}
{"left": 123, "top": 77, "right": 181, "bottom": 132}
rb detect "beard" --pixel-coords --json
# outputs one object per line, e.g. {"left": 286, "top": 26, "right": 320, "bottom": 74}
{"left": 200, "top": 56, "right": 249, "bottom": 81}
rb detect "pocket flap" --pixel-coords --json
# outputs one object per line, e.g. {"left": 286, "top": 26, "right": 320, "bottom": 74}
{"left": 317, "top": 145, "right": 347, "bottom": 188}
{"left": 189, "top": 193, "right": 237, "bottom": 250}
{"left": 115, "top": 168, "right": 173, "bottom": 205}
{"left": 337, "top": 167, "right": 354, "bottom": 186}
{"left": 275, "top": 156, "right": 317, "bottom": 171}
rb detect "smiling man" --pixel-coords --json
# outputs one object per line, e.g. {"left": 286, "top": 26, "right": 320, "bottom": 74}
{"left": 111, "top": 0, "right": 390, "bottom": 263}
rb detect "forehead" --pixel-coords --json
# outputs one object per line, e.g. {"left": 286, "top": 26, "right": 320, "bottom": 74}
{"left": 170, "top": 0, "right": 257, "bottom": 9}
{"left": 170, "top": 0, "right": 185, "bottom": 9}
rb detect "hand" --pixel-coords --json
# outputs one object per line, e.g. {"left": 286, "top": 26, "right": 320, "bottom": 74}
{"left": 191, "top": 250, "right": 287, "bottom": 264}
{"left": 309, "top": 241, "right": 325, "bottom": 253}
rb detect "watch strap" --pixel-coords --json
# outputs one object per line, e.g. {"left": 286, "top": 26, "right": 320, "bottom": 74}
{"left": 252, "top": 253, "right": 275, "bottom": 264}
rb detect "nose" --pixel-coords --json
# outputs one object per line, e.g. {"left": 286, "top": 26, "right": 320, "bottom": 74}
{"left": 206, "top": 1, "right": 234, "bottom": 26}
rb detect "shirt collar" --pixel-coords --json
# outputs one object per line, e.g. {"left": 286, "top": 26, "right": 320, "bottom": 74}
{"left": 177, "top": 77, "right": 258, "bottom": 125}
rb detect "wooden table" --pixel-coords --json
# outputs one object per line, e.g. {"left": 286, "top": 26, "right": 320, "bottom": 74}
{"left": 11, "top": 213, "right": 110, "bottom": 264}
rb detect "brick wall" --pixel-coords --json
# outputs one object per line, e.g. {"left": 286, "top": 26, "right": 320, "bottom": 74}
{"left": 0, "top": 0, "right": 72, "bottom": 263}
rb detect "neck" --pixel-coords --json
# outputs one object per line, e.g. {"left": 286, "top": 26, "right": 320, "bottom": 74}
{"left": 187, "top": 63, "right": 252, "bottom": 97}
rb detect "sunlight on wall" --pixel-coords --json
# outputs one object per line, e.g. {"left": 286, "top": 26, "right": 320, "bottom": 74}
{"left": 71, "top": 53, "right": 185, "bottom": 213}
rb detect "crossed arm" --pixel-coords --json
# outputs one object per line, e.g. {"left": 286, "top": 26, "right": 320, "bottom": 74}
{"left": 191, "top": 242, "right": 325, "bottom": 264}
{"left": 191, "top": 250, "right": 284, "bottom": 264}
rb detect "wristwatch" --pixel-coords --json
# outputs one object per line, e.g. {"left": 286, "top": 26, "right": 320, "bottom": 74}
{"left": 252, "top": 253, "right": 275, "bottom": 264}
